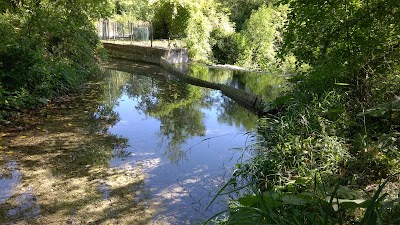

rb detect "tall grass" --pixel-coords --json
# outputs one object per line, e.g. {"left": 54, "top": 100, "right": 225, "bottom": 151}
{"left": 205, "top": 71, "right": 400, "bottom": 224}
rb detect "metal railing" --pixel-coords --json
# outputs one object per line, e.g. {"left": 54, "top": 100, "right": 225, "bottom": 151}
{"left": 97, "top": 19, "right": 152, "bottom": 43}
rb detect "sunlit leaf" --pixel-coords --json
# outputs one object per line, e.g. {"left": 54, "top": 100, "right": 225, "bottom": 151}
{"left": 336, "top": 185, "right": 358, "bottom": 199}
{"left": 281, "top": 194, "right": 309, "bottom": 206}
{"left": 238, "top": 195, "right": 259, "bottom": 207}
{"left": 38, "top": 97, "right": 49, "bottom": 104}
{"left": 326, "top": 196, "right": 369, "bottom": 211}
{"left": 357, "top": 97, "right": 400, "bottom": 117}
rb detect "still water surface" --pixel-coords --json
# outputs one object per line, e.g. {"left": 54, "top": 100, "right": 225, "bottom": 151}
{"left": 0, "top": 61, "right": 283, "bottom": 224}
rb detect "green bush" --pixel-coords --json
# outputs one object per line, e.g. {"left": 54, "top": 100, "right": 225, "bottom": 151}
{"left": 151, "top": 0, "right": 234, "bottom": 62}
{"left": 210, "top": 4, "right": 295, "bottom": 73}
{"left": 152, "top": 0, "right": 190, "bottom": 39}
{"left": 208, "top": 177, "right": 400, "bottom": 225}
{"left": 0, "top": 1, "right": 106, "bottom": 121}
{"left": 210, "top": 29, "right": 245, "bottom": 65}
{"left": 208, "top": 1, "right": 400, "bottom": 223}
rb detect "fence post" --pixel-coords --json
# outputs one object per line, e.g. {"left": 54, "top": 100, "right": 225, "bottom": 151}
{"left": 122, "top": 23, "right": 124, "bottom": 40}
{"left": 106, "top": 20, "right": 109, "bottom": 40}
{"left": 150, "top": 22, "right": 153, "bottom": 47}
{"left": 113, "top": 21, "right": 116, "bottom": 41}
{"left": 130, "top": 21, "right": 133, "bottom": 45}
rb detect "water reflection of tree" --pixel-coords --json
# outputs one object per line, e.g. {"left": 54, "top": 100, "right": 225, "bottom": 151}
{"left": 229, "top": 71, "right": 285, "bottom": 102}
{"left": 217, "top": 95, "right": 257, "bottom": 131}
{"left": 130, "top": 77, "right": 208, "bottom": 164}
{"left": 89, "top": 69, "right": 133, "bottom": 133}
{"left": 188, "top": 64, "right": 286, "bottom": 130}
{"left": 106, "top": 66, "right": 268, "bottom": 164}
{"left": 188, "top": 64, "right": 286, "bottom": 102}
{"left": 189, "top": 64, "right": 232, "bottom": 84}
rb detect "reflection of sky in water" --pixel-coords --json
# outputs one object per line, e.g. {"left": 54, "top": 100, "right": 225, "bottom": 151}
{"left": 8, "top": 190, "right": 40, "bottom": 219}
{"left": 0, "top": 161, "right": 21, "bottom": 204}
{"left": 0, "top": 162, "right": 40, "bottom": 219}
{"left": 109, "top": 88, "right": 254, "bottom": 223}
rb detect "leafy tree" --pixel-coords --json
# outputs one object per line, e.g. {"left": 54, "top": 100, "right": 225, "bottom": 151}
{"left": 211, "top": 3, "right": 291, "bottom": 72}
{"left": 235, "top": 4, "right": 289, "bottom": 71}
{"left": 151, "top": 0, "right": 190, "bottom": 39}
{"left": 151, "top": 0, "right": 233, "bottom": 61}
{"left": 110, "top": 0, "right": 153, "bottom": 22}
{"left": 274, "top": 0, "right": 400, "bottom": 190}
{"left": 214, "top": 1, "right": 400, "bottom": 223}
{"left": 280, "top": 0, "right": 400, "bottom": 106}
{"left": 0, "top": 0, "right": 112, "bottom": 120}
{"left": 217, "top": 0, "right": 268, "bottom": 31}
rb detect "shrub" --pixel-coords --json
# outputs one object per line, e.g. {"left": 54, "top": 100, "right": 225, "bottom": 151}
{"left": 0, "top": 1, "right": 105, "bottom": 121}
{"left": 151, "top": 0, "right": 190, "bottom": 39}
{"left": 211, "top": 4, "right": 295, "bottom": 73}
{"left": 151, "top": 0, "right": 234, "bottom": 62}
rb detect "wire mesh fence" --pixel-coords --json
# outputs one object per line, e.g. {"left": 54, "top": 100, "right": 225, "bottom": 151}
{"left": 97, "top": 19, "right": 152, "bottom": 44}
{"left": 97, "top": 19, "right": 184, "bottom": 49}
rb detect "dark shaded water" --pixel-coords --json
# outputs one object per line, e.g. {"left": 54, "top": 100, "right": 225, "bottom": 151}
{"left": 0, "top": 60, "right": 284, "bottom": 224}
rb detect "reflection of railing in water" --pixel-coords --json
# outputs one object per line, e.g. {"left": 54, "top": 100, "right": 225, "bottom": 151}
{"left": 160, "top": 58, "right": 265, "bottom": 117}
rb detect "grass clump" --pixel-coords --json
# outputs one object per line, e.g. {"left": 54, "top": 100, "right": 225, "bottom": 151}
{"left": 207, "top": 74, "right": 400, "bottom": 224}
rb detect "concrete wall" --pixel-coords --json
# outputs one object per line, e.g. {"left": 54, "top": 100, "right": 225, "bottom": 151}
{"left": 103, "top": 42, "right": 189, "bottom": 64}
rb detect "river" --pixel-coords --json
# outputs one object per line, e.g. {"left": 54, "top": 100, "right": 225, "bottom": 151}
{"left": 0, "top": 60, "right": 285, "bottom": 224}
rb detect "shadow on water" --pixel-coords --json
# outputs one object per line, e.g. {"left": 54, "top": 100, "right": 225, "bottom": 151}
{"left": 1, "top": 59, "right": 285, "bottom": 224}
{"left": 0, "top": 72, "right": 156, "bottom": 224}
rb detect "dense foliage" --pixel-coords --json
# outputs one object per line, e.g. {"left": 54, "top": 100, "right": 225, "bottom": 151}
{"left": 210, "top": 0, "right": 400, "bottom": 224}
{"left": 0, "top": 0, "right": 110, "bottom": 121}
{"left": 217, "top": 0, "right": 267, "bottom": 32}
{"left": 151, "top": 0, "right": 233, "bottom": 61}
{"left": 112, "top": 0, "right": 151, "bottom": 21}
{"left": 107, "top": 0, "right": 290, "bottom": 68}
{"left": 211, "top": 3, "right": 295, "bottom": 73}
